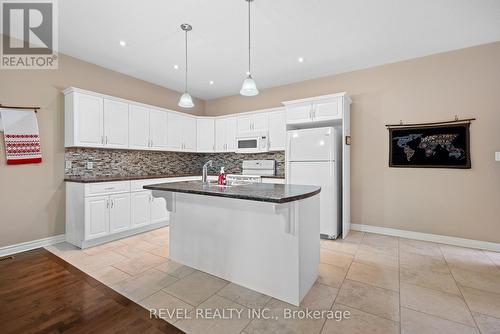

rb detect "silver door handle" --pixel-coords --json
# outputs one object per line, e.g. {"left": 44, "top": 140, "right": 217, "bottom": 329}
{"left": 111, "top": 200, "right": 114, "bottom": 208}
{"left": 106, "top": 200, "right": 109, "bottom": 208}
{"left": 105, "top": 136, "right": 108, "bottom": 144}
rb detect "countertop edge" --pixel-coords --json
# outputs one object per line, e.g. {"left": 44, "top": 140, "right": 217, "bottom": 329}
{"left": 144, "top": 185, "right": 320, "bottom": 204}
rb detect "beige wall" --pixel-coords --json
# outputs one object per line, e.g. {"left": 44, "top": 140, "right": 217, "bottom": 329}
{"left": 205, "top": 42, "right": 500, "bottom": 243}
{"left": 0, "top": 53, "right": 204, "bottom": 248}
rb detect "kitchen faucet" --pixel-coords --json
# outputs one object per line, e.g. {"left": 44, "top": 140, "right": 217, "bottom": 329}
{"left": 202, "top": 160, "right": 213, "bottom": 183}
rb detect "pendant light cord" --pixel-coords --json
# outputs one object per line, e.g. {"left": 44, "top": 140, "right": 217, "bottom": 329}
{"left": 185, "top": 29, "right": 188, "bottom": 92}
{"left": 248, "top": 0, "right": 251, "bottom": 75}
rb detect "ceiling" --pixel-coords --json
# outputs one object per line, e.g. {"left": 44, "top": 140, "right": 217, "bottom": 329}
{"left": 59, "top": 0, "right": 500, "bottom": 100}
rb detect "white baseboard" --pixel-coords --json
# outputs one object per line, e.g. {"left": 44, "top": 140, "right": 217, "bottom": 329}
{"left": 0, "top": 234, "right": 66, "bottom": 257}
{"left": 351, "top": 224, "right": 500, "bottom": 252}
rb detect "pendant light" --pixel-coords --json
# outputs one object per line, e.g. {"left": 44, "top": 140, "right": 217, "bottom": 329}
{"left": 240, "top": 0, "right": 259, "bottom": 96}
{"left": 178, "top": 23, "right": 194, "bottom": 108}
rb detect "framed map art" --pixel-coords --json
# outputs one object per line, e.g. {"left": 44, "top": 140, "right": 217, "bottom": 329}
{"left": 389, "top": 123, "right": 471, "bottom": 169}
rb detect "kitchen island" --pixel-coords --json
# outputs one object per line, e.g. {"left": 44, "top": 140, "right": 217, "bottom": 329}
{"left": 144, "top": 181, "right": 321, "bottom": 306}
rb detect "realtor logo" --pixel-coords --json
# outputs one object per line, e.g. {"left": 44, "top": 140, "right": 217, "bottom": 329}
{"left": 1, "top": 0, "right": 58, "bottom": 69}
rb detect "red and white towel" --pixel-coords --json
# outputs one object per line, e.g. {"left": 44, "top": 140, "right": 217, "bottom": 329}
{"left": 0, "top": 108, "right": 42, "bottom": 165}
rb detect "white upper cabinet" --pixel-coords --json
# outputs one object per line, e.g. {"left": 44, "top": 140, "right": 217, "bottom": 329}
{"left": 285, "top": 102, "right": 313, "bottom": 124}
{"left": 215, "top": 116, "right": 237, "bottom": 152}
{"left": 129, "top": 105, "right": 168, "bottom": 150}
{"left": 313, "top": 98, "right": 342, "bottom": 121}
{"left": 268, "top": 109, "right": 286, "bottom": 151}
{"left": 149, "top": 108, "right": 168, "bottom": 150}
{"left": 252, "top": 113, "right": 269, "bottom": 131}
{"left": 283, "top": 94, "right": 346, "bottom": 125}
{"left": 67, "top": 92, "right": 104, "bottom": 147}
{"left": 183, "top": 117, "right": 197, "bottom": 151}
{"left": 167, "top": 112, "right": 197, "bottom": 152}
{"left": 167, "top": 112, "right": 183, "bottom": 150}
{"left": 197, "top": 118, "right": 215, "bottom": 152}
{"left": 129, "top": 104, "right": 150, "bottom": 150}
{"left": 104, "top": 99, "right": 129, "bottom": 148}
{"left": 237, "top": 113, "right": 269, "bottom": 132}
{"left": 226, "top": 117, "right": 238, "bottom": 151}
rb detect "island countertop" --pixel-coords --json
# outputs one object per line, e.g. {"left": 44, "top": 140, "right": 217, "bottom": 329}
{"left": 144, "top": 181, "right": 320, "bottom": 204}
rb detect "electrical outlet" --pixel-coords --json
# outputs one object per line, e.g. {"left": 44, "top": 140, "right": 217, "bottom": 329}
{"left": 86, "top": 161, "right": 94, "bottom": 170}
{"left": 65, "top": 161, "right": 72, "bottom": 169}
{"left": 496, "top": 152, "right": 500, "bottom": 161}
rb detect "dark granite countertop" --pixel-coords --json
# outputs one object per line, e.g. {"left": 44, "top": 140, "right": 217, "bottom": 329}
{"left": 144, "top": 181, "right": 320, "bottom": 204}
{"left": 64, "top": 174, "right": 285, "bottom": 183}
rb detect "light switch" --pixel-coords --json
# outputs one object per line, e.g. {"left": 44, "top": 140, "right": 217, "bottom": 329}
{"left": 496, "top": 152, "right": 500, "bottom": 161}
{"left": 65, "top": 161, "right": 72, "bottom": 169}
{"left": 86, "top": 161, "right": 93, "bottom": 170}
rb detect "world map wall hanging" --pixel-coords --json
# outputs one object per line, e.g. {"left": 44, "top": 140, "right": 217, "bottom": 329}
{"left": 388, "top": 123, "right": 471, "bottom": 168}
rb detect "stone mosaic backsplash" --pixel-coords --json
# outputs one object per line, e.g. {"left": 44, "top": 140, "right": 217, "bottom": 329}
{"left": 65, "top": 148, "right": 285, "bottom": 177}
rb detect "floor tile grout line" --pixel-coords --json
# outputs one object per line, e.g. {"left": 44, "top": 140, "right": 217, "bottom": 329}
{"left": 400, "top": 306, "right": 480, "bottom": 330}
{"left": 333, "top": 302, "right": 400, "bottom": 324}
{"left": 438, "top": 241, "right": 482, "bottom": 332}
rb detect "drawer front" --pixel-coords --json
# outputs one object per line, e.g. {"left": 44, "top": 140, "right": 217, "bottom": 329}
{"left": 85, "top": 181, "right": 130, "bottom": 196}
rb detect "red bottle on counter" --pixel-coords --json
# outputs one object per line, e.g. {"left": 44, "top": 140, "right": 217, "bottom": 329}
{"left": 218, "top": 167, "right": 226, "bottom": 185}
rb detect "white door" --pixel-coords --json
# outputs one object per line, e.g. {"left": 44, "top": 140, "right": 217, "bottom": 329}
{"left": 131, "top": 191, "right": 151, "bottom": 227}
{"left": 288, "top": 161, "right": 339, "bottom": 238}
{"left": 252, "top": 113, "right": 269, "bottom": 131}
{"left": 149, "top": 108, "right": 168, "bottom": 150}
{"left": 167, "top": 112, "right": 183, "bottom": 150}
{"left": 285, "top": 103, "right": 312, "bottom": 124}
{"left": 84, "top": 195, "right": 109, "bottom": 240}
{"left": 288, "top": 127, "right": 336, "bottom": 162}
{"left": 75, "top": 93, "right": 104, "bottom": 147}
{"left": 237, "top": 115, "right": 253, "bottom": 132}
{"left": 109, "top": 193, "right": 131, "bottom": 233}
{"left": 215, "top": 118, "right": 227, "bottom": 152}
{"left": 129, "top": 104, "right": 150, "bottom": 150}
{"left": 225, "top": 117, "right": 238, "bottom": 151}
{"left": 104, "top": 99, "right": 129, "bottom": 148}
{"left": 197, "top": 118, "right": 215, "bottom": 152}
{"left": 268, "top": 110, "right": 286, "bottom": 150}
{"left": 182, "top": 117, "right": 197, "bottom": 151}
{"left": 151, "top": 194, "right": 169, "bottom": 224}
{"left": 313, "top": 99, "right": 342, "bottom": 121}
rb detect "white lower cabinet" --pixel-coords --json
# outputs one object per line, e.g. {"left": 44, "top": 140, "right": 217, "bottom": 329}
{"left": 67, "top": 176, "right": 198, "bottom": 248}
{"left": 84, "top": 195, "right": 109, "bottom": 240}
{"left": 109, "top": 193, "right": 131, "bottom": 233}
{"left": 131, "top": 191, "right": 152, "bottom": 227}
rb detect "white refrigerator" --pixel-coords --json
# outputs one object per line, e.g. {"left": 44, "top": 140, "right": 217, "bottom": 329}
{"left": 287, "top": 127, "right": 341, "bottom": 239}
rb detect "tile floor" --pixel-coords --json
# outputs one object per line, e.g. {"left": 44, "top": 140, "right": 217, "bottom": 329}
{"left": 45, "top": 228, "right": 500, "bottom": 334}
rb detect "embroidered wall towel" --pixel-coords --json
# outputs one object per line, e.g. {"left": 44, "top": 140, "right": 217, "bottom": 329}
{"left": 0, "top": 108, "right": 42, "bottom": 165}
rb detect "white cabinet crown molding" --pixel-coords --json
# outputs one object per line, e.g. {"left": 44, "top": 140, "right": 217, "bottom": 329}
{"left": 282, "top": 92, "right": 351, "bottom": 106}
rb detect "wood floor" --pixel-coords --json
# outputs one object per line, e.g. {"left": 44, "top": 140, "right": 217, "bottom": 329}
{"left": 0, "top": 248, "right": 184, "bottom": 334}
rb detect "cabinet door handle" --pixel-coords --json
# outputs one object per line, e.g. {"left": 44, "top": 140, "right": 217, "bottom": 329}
{"left": 111, "top": 200, "right": 114, "bottom": 208}
{"left": 101, "top": 136, "right": 104, "bottom": 144}
{"left": 106, "top": 200, "right": 109, "bottom": 208}
{"left": 105, "top": 136, "right": 108, "bottom": 144}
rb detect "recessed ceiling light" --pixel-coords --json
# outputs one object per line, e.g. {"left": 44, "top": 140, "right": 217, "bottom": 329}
{"left": 298, "top": 57, "right": 304, "bottom": 63}
{"left": 209, "top": 80, "right": 214, "bottom": 85}
{"left": 119, "top": 40, "right": 126, "bottom": 47}
{"left": 173, "top": 64, "right": 179, "bottom": 70}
